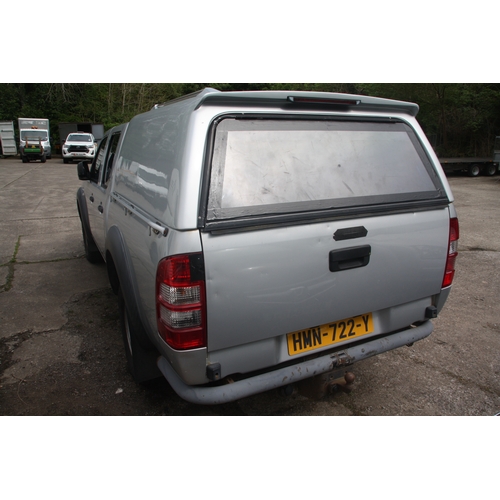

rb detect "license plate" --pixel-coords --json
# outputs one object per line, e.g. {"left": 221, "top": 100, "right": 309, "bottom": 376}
{"left": 287, "top": 313, "right": 374, "bottom": 356}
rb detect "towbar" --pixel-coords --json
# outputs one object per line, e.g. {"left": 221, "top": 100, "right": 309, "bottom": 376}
{"left": 157, "top": 321, "right": 434, "bottom": 405}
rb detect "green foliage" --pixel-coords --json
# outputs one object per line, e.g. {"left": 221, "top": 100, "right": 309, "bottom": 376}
{"left": 1, "top": 83, "right": 500, "bottom": 156}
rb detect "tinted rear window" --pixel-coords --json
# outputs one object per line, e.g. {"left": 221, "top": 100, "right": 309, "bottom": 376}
{"left": 206, "top": 118, "right": 444, "bottom": 222}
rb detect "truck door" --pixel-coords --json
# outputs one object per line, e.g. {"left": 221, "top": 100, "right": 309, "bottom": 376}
{"left": 86, "top": 135, "right": 109, "bottom": 252}
{"left": 87, "top": 131, "right": 122, "bottom": 251}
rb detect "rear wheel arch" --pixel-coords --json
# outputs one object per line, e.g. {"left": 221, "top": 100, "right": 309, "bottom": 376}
{"left": 106, "top": 226, "right": 161, "bottom": 381}
{"left": 106, "top": 250, "right": 120, "bottom": 295}
{"left": 105, "top": 225, "right": 154, "bottom": 349}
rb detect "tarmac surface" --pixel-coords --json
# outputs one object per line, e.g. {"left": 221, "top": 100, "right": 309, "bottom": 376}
{"left": 1, "top": 156, "right": 500, "bottom": 416}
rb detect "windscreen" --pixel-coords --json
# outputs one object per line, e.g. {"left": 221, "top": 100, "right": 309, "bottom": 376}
{"left": 22, "top": 130, "right": 48, "bottom": 141}
{"left": 206, "top": 118, "right": 444, "bottom": 221}
{"left": 67, "top": 134, "right": 92, "bottom": 142}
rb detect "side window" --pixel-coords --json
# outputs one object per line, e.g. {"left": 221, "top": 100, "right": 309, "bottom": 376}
{"left": 102, "top": 132, "right": 121, "bottom": 188}
{"left": 89, "top": 136, "right": 109, "bottom": 184}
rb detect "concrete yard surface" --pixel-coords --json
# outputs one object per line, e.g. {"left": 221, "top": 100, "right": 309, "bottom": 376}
{"left": 0, "top": 157, "right": 499, "bottom": 416}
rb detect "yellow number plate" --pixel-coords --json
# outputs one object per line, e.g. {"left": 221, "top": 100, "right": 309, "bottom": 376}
{"left": 287, "top": 313, "right": 374, "bottom": 356}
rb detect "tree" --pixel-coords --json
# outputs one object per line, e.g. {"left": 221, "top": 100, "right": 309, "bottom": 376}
{"left": 2, "top": 83, "right": 500, "bottom": 156}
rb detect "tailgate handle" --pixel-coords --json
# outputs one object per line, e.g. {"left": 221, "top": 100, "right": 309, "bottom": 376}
{"left": 329, "top": 245, "right": 371, "bottom": 272}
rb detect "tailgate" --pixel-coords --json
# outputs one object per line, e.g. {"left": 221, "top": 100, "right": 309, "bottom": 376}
{"left": 201, "top": 209, "right": 449, "bottom": 351}
{"left": 199, "top": 115, "right": 450, "bottom": 352}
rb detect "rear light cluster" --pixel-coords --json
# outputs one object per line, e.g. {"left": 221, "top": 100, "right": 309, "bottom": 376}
{"left": 442, "top": 217, "right": 459, "bottom": 288}
{"left": 156, "top": 254, "right": 206, "bottom": 350}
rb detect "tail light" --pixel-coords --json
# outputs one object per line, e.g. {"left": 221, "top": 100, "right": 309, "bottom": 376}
{"left": 442, "top": 217, "right": 459, "bottom": 288}
{"left": 156, "top": 253, "right": 206, "bottom": 350}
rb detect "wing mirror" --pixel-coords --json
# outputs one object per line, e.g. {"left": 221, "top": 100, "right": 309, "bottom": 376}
{"left": 77, "top": 161, "right": 90, "bottom": 180}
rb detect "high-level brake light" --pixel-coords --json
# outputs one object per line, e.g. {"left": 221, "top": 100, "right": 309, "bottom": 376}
{"left": 287, "top": 96, "right": 361, "bottom": 105}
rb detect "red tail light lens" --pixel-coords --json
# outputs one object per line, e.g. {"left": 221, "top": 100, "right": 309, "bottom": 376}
{"left": 442, "top": 217, "right": 459, "bottom": 288}
{"left": 156, "top": 254, "right": 206, "bottom": 350}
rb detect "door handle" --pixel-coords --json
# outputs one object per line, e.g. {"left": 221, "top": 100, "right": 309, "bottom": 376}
{"left": 98, "top": 205, "right": 103, "bottom": 213}
{"left": 329, "top": 245, "right": 371, "bottom": 272}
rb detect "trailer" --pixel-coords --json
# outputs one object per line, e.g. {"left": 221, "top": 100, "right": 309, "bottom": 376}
{"left": 440, "top": 136, "right": 500, "bottom": 177}
{"left": 439, "top": 157, "right": 498, "bottom": 177}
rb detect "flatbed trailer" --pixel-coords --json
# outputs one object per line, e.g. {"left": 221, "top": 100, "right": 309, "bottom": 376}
{"left": 439, "top": 157, "right": 498, "bottom": 177}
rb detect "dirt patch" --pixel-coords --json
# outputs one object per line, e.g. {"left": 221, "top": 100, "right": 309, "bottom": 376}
{"left": 2, "top": 330, "right": 82, "bottom": 386}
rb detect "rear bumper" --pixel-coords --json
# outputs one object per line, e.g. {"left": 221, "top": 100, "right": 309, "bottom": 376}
{"left": 157, "top": 320, "right": 434, "bottom": 405}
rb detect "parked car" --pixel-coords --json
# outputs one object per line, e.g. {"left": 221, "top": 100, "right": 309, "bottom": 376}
{"left": 76, "top": 88, "right": 459, "bottom": 405}
{"left": 62, "top": 133, "right": 96, "bottom": 164}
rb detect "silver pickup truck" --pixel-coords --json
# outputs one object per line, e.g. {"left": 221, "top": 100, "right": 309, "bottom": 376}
{"left": 76, "top": 88, "right": 459, "bottom": 404}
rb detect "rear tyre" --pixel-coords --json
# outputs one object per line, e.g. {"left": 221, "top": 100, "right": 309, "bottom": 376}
{"left": 41, "top": 156, "right": 46, "bottom": 163}
{"left": 468, "top": 164, "right": 480, "bottom": 177}
{"left": 118, "top": 289, "right": 161, "bottom": 383}
{"left": 485, "top": 164, "right": 497, "bottom": 176}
